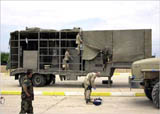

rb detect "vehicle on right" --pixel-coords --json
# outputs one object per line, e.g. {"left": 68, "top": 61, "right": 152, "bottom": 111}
{"left": 129, "top": 58, "right": 160, "bottom": 108}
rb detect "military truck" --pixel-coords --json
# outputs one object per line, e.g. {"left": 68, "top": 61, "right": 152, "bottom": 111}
{"left": 130, "top": 58, "right": 160, "bottom": 108}
{"left": 9, "top": 27, "right": 152, "bottom": 87}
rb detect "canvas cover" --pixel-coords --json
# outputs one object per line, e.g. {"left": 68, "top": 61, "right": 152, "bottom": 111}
{"left": 82, "top": 29, "right": 151, "bottom": 62}
{"left": 82, "top": 31, "right": 113, "bottom": 60}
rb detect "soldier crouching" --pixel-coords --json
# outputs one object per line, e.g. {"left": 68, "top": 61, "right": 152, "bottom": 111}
{"left": 19, "top": 69, "right": 34, "bottom": 114}
{"left": 83, "top": 72, "right": 101, "bottom": 104}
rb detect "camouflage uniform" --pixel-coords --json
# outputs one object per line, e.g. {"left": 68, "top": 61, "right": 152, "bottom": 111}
{"left": 64, "top": 50, "right": 71, "bottom": 70}
{"left": 64, "top": 50, "right": 70, "bottom": 62}
{"left": 19, "top": 75, "right": 34, "bottom": 114}
{"left": 84, "top": 72, "right": 97, "bottom": 103}
{"left": 76, "top": 33, "right": 82, "bottom": 54}
{"left": 101, "top": 47, "right": 112, "bottom": 70}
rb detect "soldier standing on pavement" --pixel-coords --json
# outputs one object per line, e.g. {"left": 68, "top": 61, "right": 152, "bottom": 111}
{"left": 19, "top": 69, "right": 34, "bottom": 114}
{"left": 83, "top": 72, "right": 101, "bottom": 104}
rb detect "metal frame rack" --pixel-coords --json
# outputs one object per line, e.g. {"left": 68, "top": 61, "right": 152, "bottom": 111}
{"left": 10, "top": 29, "right": 82, "bottom": 73}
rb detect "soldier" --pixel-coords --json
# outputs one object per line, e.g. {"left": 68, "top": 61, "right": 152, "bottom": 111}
{"left": 62, "top": 58, "right": 66, "bottom": 70}
{"left": 75, "top": 32, "right": 83, "bottom": 55}
{"left": 83, "top": 72, "right": 101, "bottom": 104}
{"left": 63, "top": 49, "right": 72, "bottom": 70}
{"left": 19, "top": 69, "right": 34, "bottom": 114}
{"left": 101, "top": 47, "right": 112, "bottom": 70}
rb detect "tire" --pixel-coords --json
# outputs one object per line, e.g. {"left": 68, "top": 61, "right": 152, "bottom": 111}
{"left": 144, "top": 88, "right": 153, "bottom": 101}
{"left": 32, "top": 74, "right": 46, "bottom": 87}
{"left": 19, "top": 74, "right": 26, "bottom": 86}
{"left": 152, "top": 82, "right": 160, "bottom": 108}
{"left": 46, "top": 78, "right": 52, "bottom": 85}
{"left": 45, "top": 75, "right": 56, "bottom": 85}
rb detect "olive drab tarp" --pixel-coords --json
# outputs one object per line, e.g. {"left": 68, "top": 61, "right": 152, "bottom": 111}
{"left": 112, "top": 30, "right": 145, "bottom": 62}
{"left": 82, "top": 29, "right": 151, "bottom": 62}
{"left": 82, "top": 31, "right": 112, "bottom": 60}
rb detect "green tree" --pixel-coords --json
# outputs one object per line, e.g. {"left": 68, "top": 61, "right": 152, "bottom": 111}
{"left": 1, "top": 52, "right": 9, "bottom": 65}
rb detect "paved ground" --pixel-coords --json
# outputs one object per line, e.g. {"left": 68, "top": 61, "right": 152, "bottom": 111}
{"left": 0, "top": 73, "right": 159, "bottom": 114}
{"left": 0, "top": 95, "right": 159, "bottom": 114}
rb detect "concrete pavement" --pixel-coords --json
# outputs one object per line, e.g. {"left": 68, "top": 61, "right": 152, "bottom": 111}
{"left": 0, "top": 73, "right": 159, "bottom": 114}
{"left": 0, "top": 95, "right": 159, "bottom": 114}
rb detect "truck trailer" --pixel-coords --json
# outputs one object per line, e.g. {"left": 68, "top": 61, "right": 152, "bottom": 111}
{"left": 9, "top": 27, "right": 152, "bottom": 87}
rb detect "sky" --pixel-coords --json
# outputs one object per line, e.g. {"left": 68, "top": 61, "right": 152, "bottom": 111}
{"left": 0, "top": 1, "right": 160, "bottom": 57}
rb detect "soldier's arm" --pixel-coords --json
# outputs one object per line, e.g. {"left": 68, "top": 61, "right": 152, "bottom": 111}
{"left": 79, "top": 35, "right": 82, "bottom": 43}
{"left": 76, "top": 35, "right": 79, "bottom": 42}
{"left": 90, "top": 75, "right": 96, "bottom": 88}
{"left": 68, "top": 52, "right": 71, "bottom": 57}
{"left": 76, "top": 34, "right": 82, "bottom": 43}
{"left": 65, "top": 51, "right": 69, "bottom": 57}
{"left": 68, "top": 51, "right": 73, "bottom": 60}
{"left": 22, "top": 85, "right": 31, "bottom": 97}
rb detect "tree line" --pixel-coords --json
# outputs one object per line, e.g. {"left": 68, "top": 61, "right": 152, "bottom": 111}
{"left": 1, "top": 52, "right": 9, "bottom": 65}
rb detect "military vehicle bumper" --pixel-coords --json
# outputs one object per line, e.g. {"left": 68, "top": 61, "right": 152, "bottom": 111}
{"left": 129, "top": 76, "right": 142, "bottom": 88}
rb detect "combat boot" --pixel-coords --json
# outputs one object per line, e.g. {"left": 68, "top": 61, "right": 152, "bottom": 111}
{"left": 86, "top": 99, "right": 92, "bottom": 104}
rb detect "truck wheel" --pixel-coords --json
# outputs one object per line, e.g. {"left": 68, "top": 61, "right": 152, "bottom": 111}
{"left": 32, "top": 74, "right": 46, "bottom": 87}
{"left": 46, "top": 78, "right": 52, "bottom": 85}
{"left": 144, "top": 88, "right": 153, "bottom": 101}
{"left": 19, "top": 74, "right": 26, "bottom": 86}
{"left": 152, "top": 82, "right": 160, "bottom": 108}
{"left": 45, "top": 75, "right": 55, "bottom": 85}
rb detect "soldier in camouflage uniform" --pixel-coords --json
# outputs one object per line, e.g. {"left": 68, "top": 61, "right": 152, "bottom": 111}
{"left": 19, "top": 69, "right": 34, "bottom": 114}
{"left": 101, "top": 47, "right": 112, "bottom": 71}
{"left": 63, "top": 49, "right": 72, "bottom": 70}
{"left": 75, "top": 32, "right": 83, "bottom": 55}
{"left": 83, "top": 72, "right": 100, "bottom": 104}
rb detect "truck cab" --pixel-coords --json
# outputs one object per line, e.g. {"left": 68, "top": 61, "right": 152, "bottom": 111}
{"left": 130, "top": 58, "right": 160, "bottom": 108}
